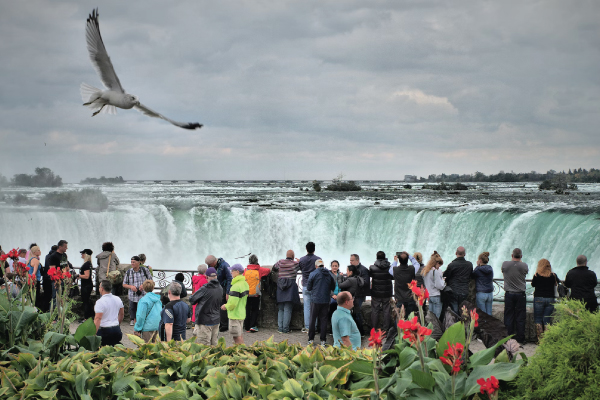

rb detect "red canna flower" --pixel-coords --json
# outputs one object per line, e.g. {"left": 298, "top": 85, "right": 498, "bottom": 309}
{"left": 47, "top": 266, "right": 65, "bottom": 281}
{"left": 408, "top": 280, "right": 429, "bottom": 306}
{"left": 477, "top": 375, "right": 500, "bottom": 398}
{"left": 0, "top": 254, "right": 9, "bottom": 262}
{"left": 440, "top": 342, "right": 464, "bottom": 374}
{"left": 397, "top": 316, "right": 433, "bottom": 346}
{"left": 471, "top": 309, "right": 479, "bottom": 328}
{"left": 7, "top": 248, "right": 19, "bottom": 259}
{"left": 369, "top": 328, "right": 384, "bottom": 348}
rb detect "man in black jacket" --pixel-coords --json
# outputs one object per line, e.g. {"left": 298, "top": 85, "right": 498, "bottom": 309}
{"left": 189, "top": 267, "right": 223, "bottom": 345}
{"left": 350, "top": 253, "right": 370, "bottom": 336}
{"left": 393, "top": 252, "right": 417, "bottom": 316}
{"left": 39, "top": 245, "right": 58, "bottom": 312}
{"left": 443, "top": 246, "right": 473, "bottom": 313}
{"left": 565, "top": 255, "right": 598, "bottom": 312}
{"left": 369, "top": 251, "right": 393, "bottom": 332}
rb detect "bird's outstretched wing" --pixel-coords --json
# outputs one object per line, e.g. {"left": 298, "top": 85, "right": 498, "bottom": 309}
{"left": 86, "top": 9, "right": 124, "bottom": 93}
{"left": 134, "top": 104, "right": 203, "bottom": 130}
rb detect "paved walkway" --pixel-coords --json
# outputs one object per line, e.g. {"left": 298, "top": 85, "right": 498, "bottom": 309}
{"left": 70, "top": 321, "right": 537, "bottom": 358}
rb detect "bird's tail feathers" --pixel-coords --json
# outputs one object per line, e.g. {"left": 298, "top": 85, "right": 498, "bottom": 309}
{"left": 101, "top": 105, "right": 117, "bottom": 115}
{"left": 80, "top": 82, "right": 102, "bottom": 104}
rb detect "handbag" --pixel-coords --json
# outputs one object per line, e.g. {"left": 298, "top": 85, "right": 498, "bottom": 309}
{"left": 554, "top": 274, "right": 568, "bottom": 298}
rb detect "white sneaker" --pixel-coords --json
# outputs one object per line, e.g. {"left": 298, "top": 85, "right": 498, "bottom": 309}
{"left": 308, "top": 340, "right": 314, "bottom": 346}
{"left": 301, "top": 328, "right": 309, "bottom": 333}
{"left": 320, "top": 341, "right": 327, "bottom": 346}
{"left": 130, "top": 320, "right": 135, "bottom": 326}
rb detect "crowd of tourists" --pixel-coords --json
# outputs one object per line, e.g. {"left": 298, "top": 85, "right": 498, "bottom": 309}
{"left": 1, "top": 240, "right": 598, "bottom": 349}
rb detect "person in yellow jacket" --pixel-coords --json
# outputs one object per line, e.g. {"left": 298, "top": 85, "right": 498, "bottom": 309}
{"left": 221, "top": 264, "right": 249, "bottom": 344}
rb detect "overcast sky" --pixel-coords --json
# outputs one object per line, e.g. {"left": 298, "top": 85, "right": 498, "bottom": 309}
{"left": 0, "top": 0, "right": 598, "bottom": 181}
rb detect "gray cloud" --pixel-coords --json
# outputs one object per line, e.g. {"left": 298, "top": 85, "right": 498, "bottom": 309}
{"left": 0, "top": 0, "right": 599, "bottom": 181}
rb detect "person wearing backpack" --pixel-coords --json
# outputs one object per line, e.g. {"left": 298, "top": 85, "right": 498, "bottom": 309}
{"left": 122, "top": 255, "right": 152, "bottom": 327}
{"left": 243, "top": 254, "right": 271, "bottom": 333}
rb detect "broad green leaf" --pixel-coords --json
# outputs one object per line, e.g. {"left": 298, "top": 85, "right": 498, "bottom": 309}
{"left": 155, "top": 390, "right": 189, "bottom": 400}
{"left": 399, "top": 346, "right": 417, "bottom": 370}
{"left": 409, "top": 369, "right": 435, "bottom": 391}
{"left": 35, "top": 390, "right": 59, "bottom": 399}
{"left": 113, "top": 375, "right": 138, "bottom": 395}
{"left": 44, "top": 331, "right": 67, "bottom": 349}
{"left": 436, "top": 322, "right": 465, "bottom": 358}
{"left": 80, "top": 335, "right": 102, "bottom": 351}
{"left": 283, "top": 379, "right": 304, "bottom": 398}
{"left": 267, "top": 390, "right": 293, "bottom": 400}
{"left": 75, "top": 370, "right": 89, "bottom": 396}
{"left": 464, "top": 362, "right": 523, "bottom": 396}
{"left": 469, "top": 336, "right": 511, "bottom": 368}
{"left": 225, "top": 379, "right": 243, "bottom": 400}
{"left": 128, "top": 334, "right": 147, "bottom": 347}
{"left": 391, "top": 377, "right": 412, "bottom": 398}
{"left": 494, "top": 349, "right": 510, "bottom": 363}
{"left": 74, "top": 318, "right": 97, "bottom": 343}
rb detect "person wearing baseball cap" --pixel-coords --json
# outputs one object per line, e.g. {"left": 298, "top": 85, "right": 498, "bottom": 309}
{"left": 79, "top": 248, "right": 95, "bottom": 321}
{"left": 220, "top": 263, "right": 249, "bottom": 345}
{"left": 189, "top": 266, "right": 223, "bottom": 345}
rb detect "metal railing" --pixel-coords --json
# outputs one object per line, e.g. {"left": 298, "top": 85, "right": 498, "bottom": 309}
{"left": 85, "top": 268, "right": 600, "bottom": 302}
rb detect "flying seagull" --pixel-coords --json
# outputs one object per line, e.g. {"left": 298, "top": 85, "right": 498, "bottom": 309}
{"left": 81, "top": 9, "right": 202, "bottom": 130}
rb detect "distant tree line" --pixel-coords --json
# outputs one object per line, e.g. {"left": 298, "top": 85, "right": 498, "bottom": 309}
{"left": 9, "top": 167, "right": 63, "bottom": 187}
{"left": 418, "top": 168, "right": 600, "bottom": 183}
{"left": 80, "top": 176, "right": 125, "bottom": 184}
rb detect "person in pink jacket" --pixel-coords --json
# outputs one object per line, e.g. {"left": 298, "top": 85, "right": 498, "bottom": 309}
{"left": 191, "top": 264, "right": 208, "bottom": 323}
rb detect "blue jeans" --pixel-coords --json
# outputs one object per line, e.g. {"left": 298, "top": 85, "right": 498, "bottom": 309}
{"left": 533, "top": 297, "right": 555, "bottom": 327}
{"left": 278, "top": 302, "right": 293, "bottom": 333}
{"left": 429, "top": 295, "right": 442, "bottom": 319}
{"left": 129, "top": 300, "right": 139, "bottom": 322}
{"left": 504, "top": 292, "right": 526, "bottom": 343}
{"left": 476, "top": 292, "right": 493, "bottom": 315}
{"left": 303, "top": 286, "right": 311, "bottom": 329}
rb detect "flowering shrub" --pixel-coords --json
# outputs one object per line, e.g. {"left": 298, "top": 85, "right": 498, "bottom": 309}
{"left": 374, "top": 280, "right": 522, "bottom": 399}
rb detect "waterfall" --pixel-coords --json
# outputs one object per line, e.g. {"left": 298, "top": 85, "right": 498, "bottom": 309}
{"left": 1, "top": 203, "right": 598, "bottom": 278}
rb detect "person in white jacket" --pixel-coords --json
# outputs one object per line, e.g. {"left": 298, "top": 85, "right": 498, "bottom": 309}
{"left": 422, "top": 251, "right": 446, "bottom": 318}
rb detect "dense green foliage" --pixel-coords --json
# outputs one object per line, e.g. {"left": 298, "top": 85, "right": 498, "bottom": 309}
{"left": 419, "top": 168, "right": 600, "bottom": 183}
{"left": 502, "top": 300, "right": 600, "bottom": 400}
{"left": 11, "top": 167, "right": 63, "bottom": 187}
{"left": 41, "top": 188, "right": 109, "bottom": 211}
{"left": 80, "top": 176, "right": 125, "bottom": 184}
{"left": 326, "top": 181, "right": 362, "bottom": 191}
{"left": 0, "top": 328, "right": 520, "bottom": 400}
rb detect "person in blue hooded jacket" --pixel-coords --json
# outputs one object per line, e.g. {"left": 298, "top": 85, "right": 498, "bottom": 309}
{"left": 134, "top": 280, "right": 163, "bottom": 343}
{"left": 307, "top": 259, "right": 335, "bottom": 346}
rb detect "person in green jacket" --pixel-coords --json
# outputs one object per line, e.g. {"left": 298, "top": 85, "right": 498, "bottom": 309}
{"left": 221, "top": 264, "right": 249, "bottom": 344}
